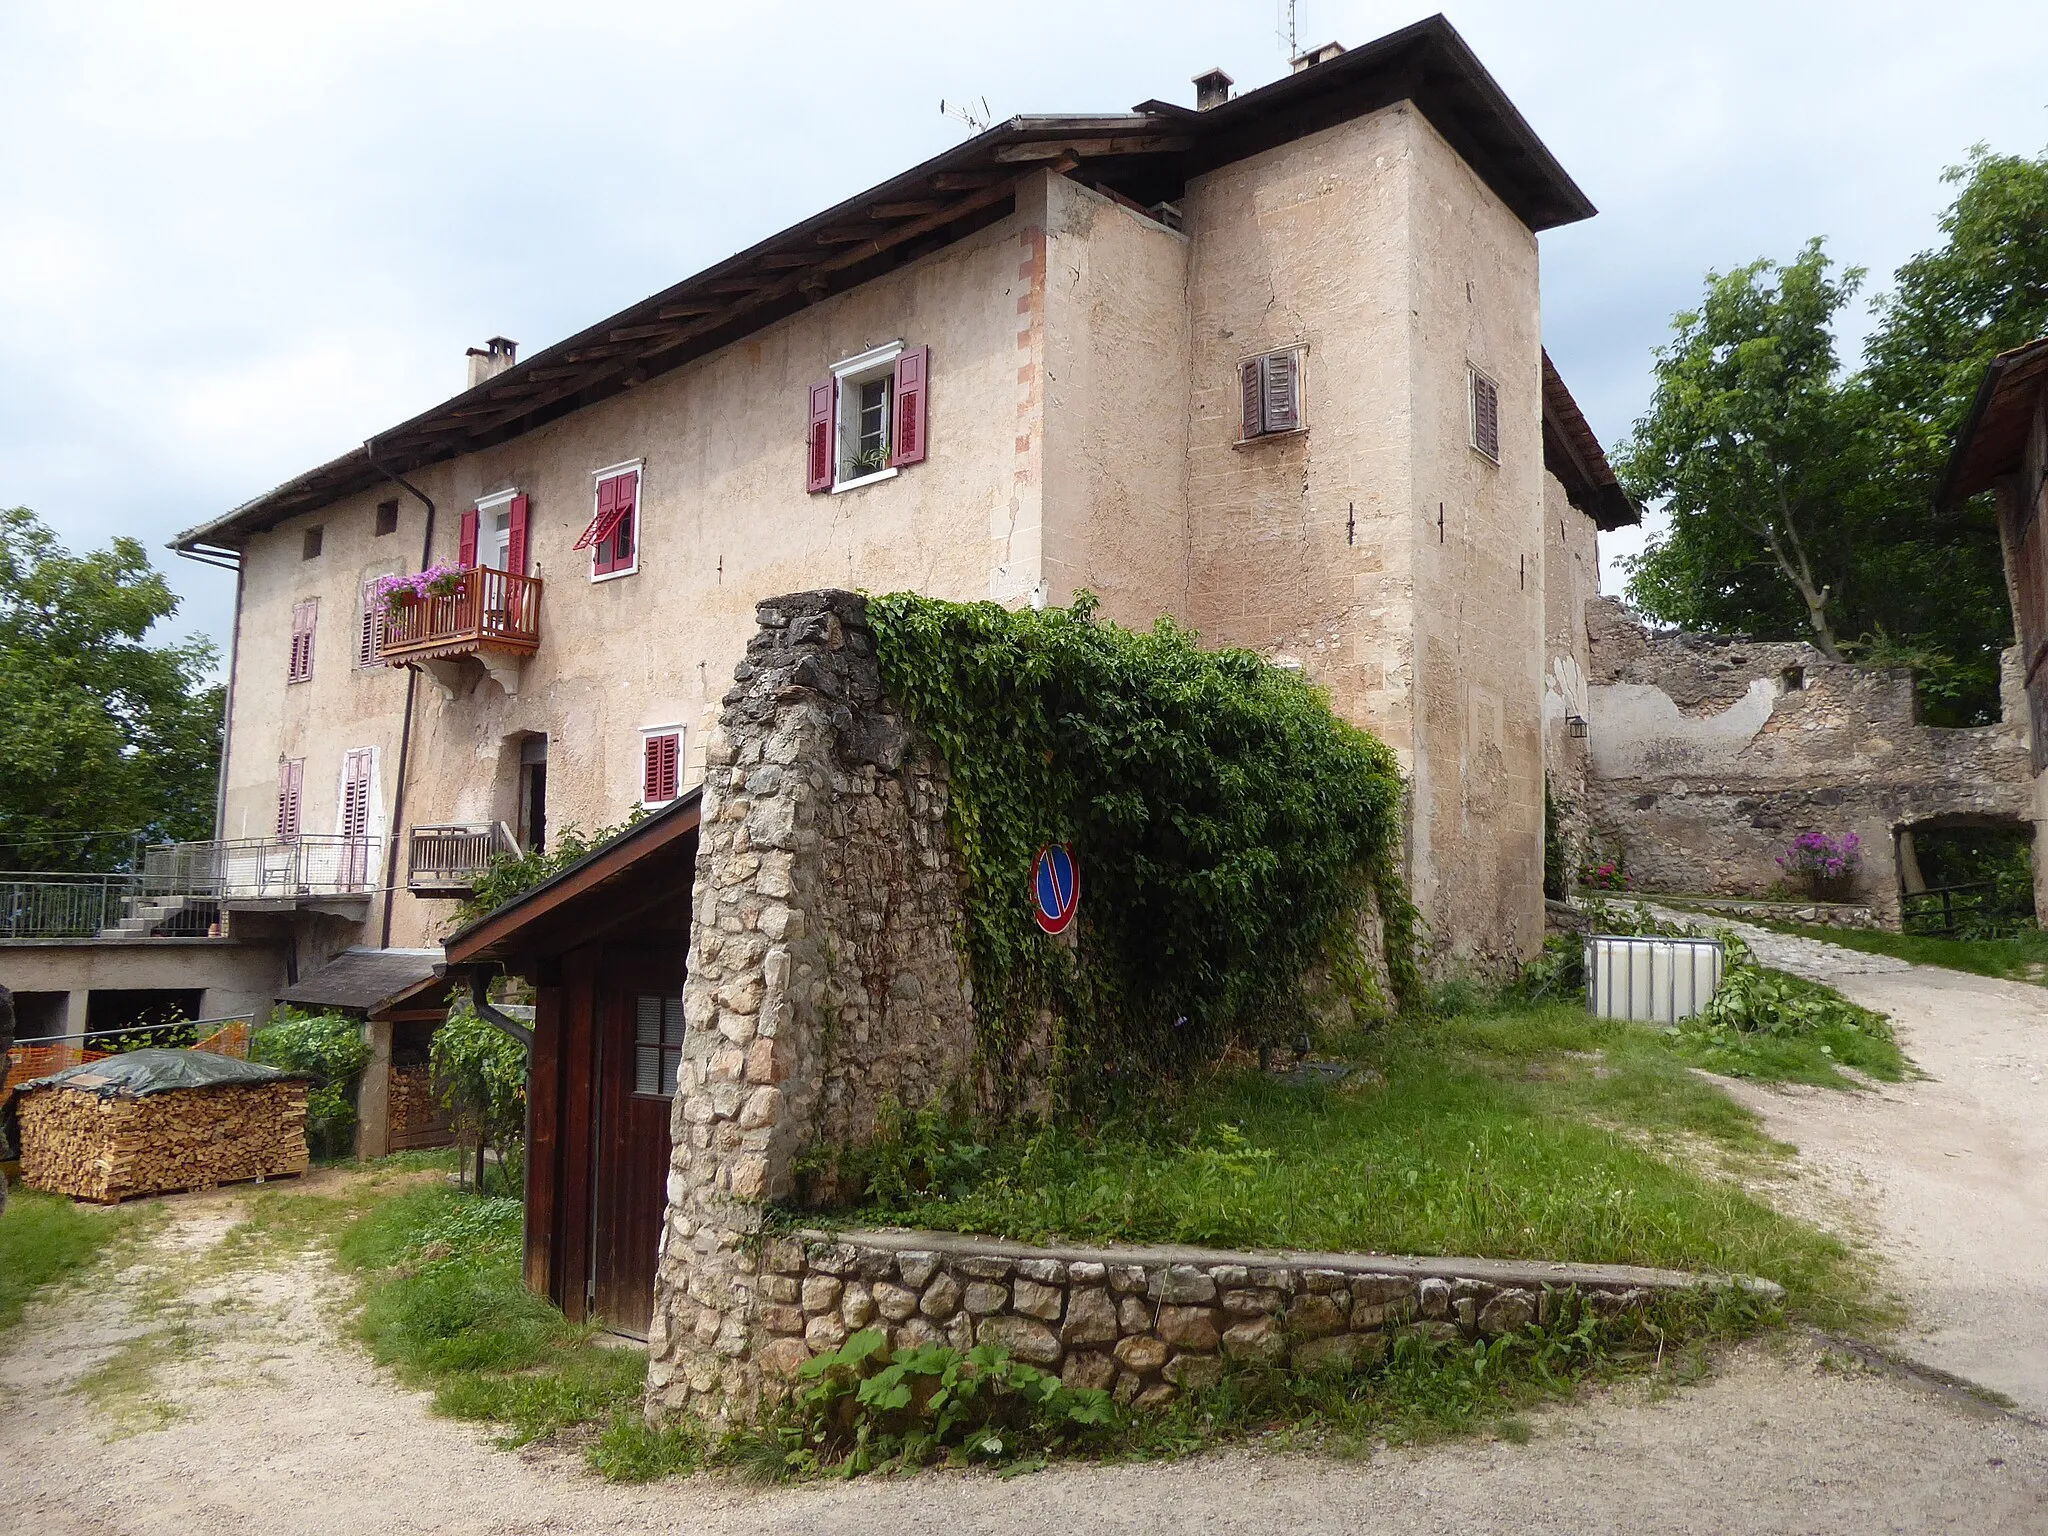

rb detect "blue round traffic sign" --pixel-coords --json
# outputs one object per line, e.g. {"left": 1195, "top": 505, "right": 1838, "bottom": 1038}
{"left": 1032, "top": 844, "right": 1079, "bottom": 935}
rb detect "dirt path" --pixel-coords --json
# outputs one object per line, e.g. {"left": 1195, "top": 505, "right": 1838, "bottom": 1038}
{"left": 1686, "top": 918, "right": 2048, "bottom": 1417}
{"left": 5, "top": 1186, "right": 2048, "bottom": 1533}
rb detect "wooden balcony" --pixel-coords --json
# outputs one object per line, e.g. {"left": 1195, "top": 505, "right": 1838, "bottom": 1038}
{"left": 408, "top": 822, "right": 519, "bottom": 896}
{"left": 378, "top": 566, "right": 541, "bottom": 695}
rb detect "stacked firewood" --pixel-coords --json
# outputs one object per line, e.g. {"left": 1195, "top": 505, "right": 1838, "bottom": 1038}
{"left": 386, "top": 1065, "right": 453, "bottom": 1148}
{"left": 18, "top": 1080, "right": 310, "bottom": 1203}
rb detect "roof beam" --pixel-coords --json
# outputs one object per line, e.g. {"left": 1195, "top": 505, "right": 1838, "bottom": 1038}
{"left": 991, "top": 134, "right": 1192, "bottom": 162}
{"left": 869, "top": 198, "right": 949, "bottom": 219}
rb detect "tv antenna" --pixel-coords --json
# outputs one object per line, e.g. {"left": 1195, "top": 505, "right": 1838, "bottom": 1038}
{"left": 1277, "top": 0, "right": 1297, "bottom": 58}
{"left": 940, "top": 95, "right": 993, "bottom": 135}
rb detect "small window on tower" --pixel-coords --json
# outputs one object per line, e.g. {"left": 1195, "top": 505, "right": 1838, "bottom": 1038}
{"left": 1469, "top": 367, "right": 1501, "bottom": 462}
{"left": 374, "top": 500, "right": 400, "bottom": 537}
{"left": 302, "top": 526, "right": 324, "bottom": 559}
{"left": 1237, "top": 349, "right": 1304, "bottom": 441}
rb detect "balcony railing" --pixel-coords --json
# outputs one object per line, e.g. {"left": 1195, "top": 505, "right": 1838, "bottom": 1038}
{"left": 408, "top": 822, "right": 519, "bottom": 895}
{"left": 0, "top": 873, "right": 217, "bottom": 939}
{"left": 377, "top": 565, "right": 542, "bottom": 665}
{"left": 141, "top": 835, "right": 382, "bottom": 901}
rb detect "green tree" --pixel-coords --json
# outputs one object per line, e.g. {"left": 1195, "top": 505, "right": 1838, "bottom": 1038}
{"left": 1619, "top": 240, "right": 1868, "bottom": 658}
{"left": 0, "top": 507, "right": 223, "bottom": 870}
{"left": 1622, "top": 147, "right": 2048, "bottom": 722}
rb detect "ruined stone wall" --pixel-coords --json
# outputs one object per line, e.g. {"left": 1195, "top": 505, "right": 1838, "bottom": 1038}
{"left": 650, "top": 590, "right": 977, "bottom": 1418}
{"left": 1540, "top": 477, "right": 1600, "bottom": 882}
{"left": 1582, "top": 598, "right": 2033, "bottom": 917}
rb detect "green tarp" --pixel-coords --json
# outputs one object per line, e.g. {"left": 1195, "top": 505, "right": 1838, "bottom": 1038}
{"left": 17, "top": 1048, "right": 308, "bottom": 1100}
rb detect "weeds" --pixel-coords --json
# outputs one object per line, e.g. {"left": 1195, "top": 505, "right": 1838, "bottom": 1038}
{"left": 0, "top": 1188, "right": 140, "bottom": 1336}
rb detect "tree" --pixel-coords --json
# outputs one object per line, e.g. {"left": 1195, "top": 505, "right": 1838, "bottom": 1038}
{"left": 0, "top": 507, "right": 224, "bottom": 870}
{"left": 1619, "top": 240, "right": 1868, "bottom": 659}
{"left": 1622, "top": 147, "right": 2048, "bottom": 723}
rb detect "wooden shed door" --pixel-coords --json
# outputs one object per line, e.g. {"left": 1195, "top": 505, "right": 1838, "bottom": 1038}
{"left": 590, "top": 949, "right": 684, "bottom": 1337}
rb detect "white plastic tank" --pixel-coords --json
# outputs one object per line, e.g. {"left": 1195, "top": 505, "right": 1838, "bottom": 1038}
{"left": 1583, "top": 935, "right": 1726, "bottom": 1024}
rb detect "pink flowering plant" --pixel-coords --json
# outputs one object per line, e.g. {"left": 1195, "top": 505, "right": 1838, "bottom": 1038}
{"left": 1777, "top": 831, "right": 1861, "bottom": 887}
{"left": 373, "top": 564, "right": 466, "bottom": 616}
{"left": 1581, "top": 858, "right": 1629, "bottom": 891}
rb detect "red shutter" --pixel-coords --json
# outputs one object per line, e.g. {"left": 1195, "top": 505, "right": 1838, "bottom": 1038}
{"left": 890, "top": 345, "right": 929, "bottom": 467}
{"left": 595, "top": 473, "right": 638, "bottom": 574}
{"left": 1240, "top": 359, "right": 1264, "bottom": 439}
{"left": 1264, "top": 351, "right": 1300, "bottom": 433}
{"left": 574, "top": 475, "right": 623, "bottom": 551}
{"left": 458, "top": 508, "right": 479, "bottom": 567}
{"left": 642, "top": 732, "right": 680, "bottom": 803}
{"left": 506, "top": 494, "right": 529, "bottom": 574}
{"left": 660, "top": 733, "right": 679, "bottom": 801}
{"left": 807, "top": 377, "right": 836, "bottom": 492}
{"left": 276, "top": 758, "right": 303, "bottom": 842}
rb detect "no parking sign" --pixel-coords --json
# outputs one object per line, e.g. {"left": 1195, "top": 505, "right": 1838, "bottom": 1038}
{"left": 1032, "top": 844, "right": 1079, "bottom": 936}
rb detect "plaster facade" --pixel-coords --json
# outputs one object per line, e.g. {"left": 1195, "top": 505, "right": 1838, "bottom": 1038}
{"left": 212, "top": 104, "right": 1562, "bottom": 972}
{"left": 1540, "top": 476, "right": 1601, "bottom": 876}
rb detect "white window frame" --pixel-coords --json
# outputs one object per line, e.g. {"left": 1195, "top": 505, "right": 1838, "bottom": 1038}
{"left": 589, "top": 458, "right": 645, "bottom": 583}
{"left": 354, "top": 566, "right": 401, "bottom": 670}
{"left": 476, "top": 487, "right": 519, "bottom": 573}
{"left": 830, "top": 341, "right": 904, "bottom": 493}
{"left": 1468, "top": 364, "right": 1501, "bottom": 464}
{"left": 639, "top": 722, "right": 685, "bottom": 808}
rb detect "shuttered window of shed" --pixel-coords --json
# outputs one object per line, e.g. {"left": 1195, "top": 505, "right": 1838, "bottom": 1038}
{"left": 635, "top": 994, "right": 686, "bottom": 1097}
{"left": 1470, "top": 367, "right": 1501, "bottom": 462}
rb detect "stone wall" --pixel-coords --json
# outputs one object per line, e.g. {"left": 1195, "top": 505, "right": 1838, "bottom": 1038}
{"left": 649, "top": 590, "right": 979, "bottom": 1419}
{"left": 750, "top": 1230, "right": 1761, "bottom": 1408}
{"left": 1582, "top": 599, "right": 2035, "bottom": 921}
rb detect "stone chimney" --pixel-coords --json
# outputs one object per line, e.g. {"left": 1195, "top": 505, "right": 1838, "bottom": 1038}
{"left": 1290, "top": 41, "right": 1345, "bottom": 72}
{"left": 1193, "top": 68, "right": 1233, "bottom": 110}
{"left": 466, "top": 336, "right": 518, "bottom": 389}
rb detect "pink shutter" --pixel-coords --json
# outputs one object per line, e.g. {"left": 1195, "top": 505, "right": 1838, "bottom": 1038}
{"left": 889, "top": 345, "right": 929, "bottom": 467}
{"left": 276, "top": 758, "right": 303, "bottom": 842}
{"left": 1240, "top": 359, "right": 1264, "bottom": 439}
{"left": 341, "top": 749, "right": 371, "bottom": 838}
{"left": 289, "top": 600, "right": 317, "bottom": 682}
{"left": 643, "top": 733, "right": 680, "bottom": 802}
{"left": 574, "top": 476, "right": 621, "bottom": 551}
{"left": 597, "top": 474, "right": 638, "bottom": 574}
{"left": 1264, "top": 351, "right": 1300, "bottom": 433}
{"left": 357, "top": 580, "right": 381, "bottom": 667}
{"left": 659, "top": 733, "right": 679, "bottom": 801}
{"left": 807, "top": 378, "right": 836, "bottom": 492}
{"left": 643, "top": 735, "right": 662, "bottom": 802}
{"left": 458, "top": 508, "right": 479, "bottom": 567}
{"left": 506, "top": 494, "right": 529, "bottom": 574}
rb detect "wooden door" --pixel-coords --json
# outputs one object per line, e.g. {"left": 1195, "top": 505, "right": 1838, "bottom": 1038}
{"left": 590, "top": 949, "right": 684, "bottom": 1337}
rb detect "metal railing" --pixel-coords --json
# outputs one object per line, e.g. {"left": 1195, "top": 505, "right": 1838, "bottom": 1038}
{"left": 1901, "top": 880, "right": 2031, "bottom": 937}
{"left": 408, "top": 821, "right": 519, "bottom": 892}
{"left": 141, "top": 835, "right": 383, "bottom": 900}
{"left": 377, "top": 565, "right": 542, "bottom": 663}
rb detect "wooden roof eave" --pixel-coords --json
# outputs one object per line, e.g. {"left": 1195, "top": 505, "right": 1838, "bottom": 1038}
{"left": 1939, "top": 335, "right": 2048, "bottom": 511}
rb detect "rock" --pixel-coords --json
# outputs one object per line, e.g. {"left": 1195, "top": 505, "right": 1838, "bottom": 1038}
{"left": 956, "top": 1255, "right": 1014, "bottom": 1280}
{"left": 892, "top": 1318, "right": 944, "bottom": 1350}
{"left": 1350, "top": 1274, "right": 1417, "bottom": 1306}
{"left": 1149, "top": 1265, "right": 1217, "bottom": 1304}
{"left": 1118, "top": 1296, "right": 1153, "bottom": 1333}
{"left": 805, "top": 1314, "right": 848, "bottom": 1351}
{"left": 1454, "top": 1297, "right": 1478, "bottom": 1331}
{"left": 758, "top": 1273, "right": 801, "bottom": 1305}
{"left": 895, "top": 1250, "right": 942, "bottom": 1289}
{"left": 1351, "top": 1296, "right": 1414, "bottom": 1330}
{"left": 758, "top": 1337, "right": 811, "bottom": 1379}
{"left": 1113, "top": 1335, "right": 1169, "bottom": 1374}
{"left": 807, "top": 1242, "right": 858, "bottom": 1277}
{"left": 1222, "top": 1315, "right": 1285, "bottom": 1364}
{"left": 758, "top": 1303, "right": 806, "bottom": 1336}
{"left": 1156, "top": 1305, "right": 1220, "bottom": 1351}
{"left": 840, "top": 1283, "right": 875, "bottom": 1328}
{"left": 963, "top": 1282, "right": 1009, "bottom": 1316}
{"left": 1247, "top": 1267, "right": 1299, "bottom": 1293}
{"left": 801, "top": 1275, "right": 843, "bottom": 1314}
{"left": 1133, "top": 1383, "right": 1178, "bottom": 1411}
{"left": 1063, "top": 1351, "right": 1117, "bottom": 1392}
{"left": 1209, "top": 1264, "right": 1249, "bottom": 1288}
{"left": 1300, "top": 1268, "right": 1348, "bottom": 1294}
{"left": 873, "top": 1281, "right": 919, "bottom": 1322}
{"left": 1062, "top": 1287, "right": 1119, "bottom": 1346}
{"left": 920, "top": 1273, "right": 964, "bottom": 1320}
{"left": 977, "top": 1315, "right": 1062, "bottom": 1366}
{"left": 1162, "top": 1352, "right": 1223, "bottom": 1390}
{"left": 1291, "top": 1334, "right": 1363, "bottom": 1375}
{"left": 763, "top": 1236, "right": 808, "bottom": 1275}
{"left": 1222, "top": 1287, "right": 1284, "bottom": 1317}
{"left": 1113, "top": 1371, "right": 1146, "bottom": 1405}
{"left": 1017, "top": 1258, "right": 1067, "bottom": 1284}
{"left": 1479, "top": 1289, "right": 1537, "bottom": 1335}
{"left": 1417, "top": 1277, "right": 1453, "bottom": 1319}
{"left": 1108, "top": 1264, "right": 1149, "bottom": 1294}
{"left": 1012, "top": 1279, "right": 1064, "bottom": 1321}
{"left": 1068, "top": 1261, "right": 1107, "bottom": 1285}
{"left": 1287, "top": 1293, "right": 1348, "bottom": 1340}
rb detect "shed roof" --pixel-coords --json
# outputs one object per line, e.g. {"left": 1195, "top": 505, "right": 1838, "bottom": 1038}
{"left": 1939, "top": 335, "right": 2048, "bottom": 510}
{"left": 1541, "top": 352, "right": 1638, "bottom": 531}
{"left": 173, "top": 15, "right": 1593, "bottom": 553}
{"left": 277, "top": 947, "right": 442, "bottom": 1013}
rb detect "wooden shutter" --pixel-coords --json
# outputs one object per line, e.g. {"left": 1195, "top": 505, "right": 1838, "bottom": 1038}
{"left": 458, "top": 508, "right": 479, "bottom": 567}
{"left": 276, "top": 758, "right": 304, "bottom": 842}
{"left": 1263, "top": 351, "right": 1300, "bottom": 433}
{"left": 288, "top": 599, "right": 317, "bottom": 682}
{"left": 356, "top": 579, "right": 383, "bottom": 667}
{"left": 643, "top": 732, "right": 680, "bottom": 804}
{"left": 506, "top": 494, "right": 529, "bottom": 574}
{"left": 340, "top": 749, "right": 372, "bottom": 838}
{"left": 1240, "top": 359, "right": 1264, "bottom": 439}
{"left": 807, "top": 378, "right": 836, "bottom": 491}
{"left": 596, "top": 473, "right": 638, "bottom": 574}
{"left": 575, "top": 475, "right": 626, "bottom": 551}
{"left": 889, "top": 346, "right": 929, "bottom": 467}
{"left": 1471, "top": 370, "right": 1500, "bottom": 460}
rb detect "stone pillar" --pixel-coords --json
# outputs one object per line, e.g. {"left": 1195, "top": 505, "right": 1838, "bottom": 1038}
{"left": 63, "top": 988, "right": 90, "bottom": 1045}
{"left": 646, "top": 591, "right": 976, "bottom": 1422}
{"left": 355, "top": 1017, "right": 393, "bottom": 1160}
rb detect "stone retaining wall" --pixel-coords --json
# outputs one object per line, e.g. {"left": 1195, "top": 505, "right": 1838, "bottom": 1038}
{"left": 750, "top": 1229, "right": 1767, "bottom": 1409}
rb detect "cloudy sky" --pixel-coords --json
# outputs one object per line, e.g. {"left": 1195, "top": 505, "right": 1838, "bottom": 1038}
{"left": 3, "top": 1, "right": 2044, "bottom": 658}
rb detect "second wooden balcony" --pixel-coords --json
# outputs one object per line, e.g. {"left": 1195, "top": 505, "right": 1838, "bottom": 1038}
{"left": 377, "top": 566, "right": 541, "bottom": 697}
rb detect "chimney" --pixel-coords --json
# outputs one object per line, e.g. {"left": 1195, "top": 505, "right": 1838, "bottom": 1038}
{"left": 1290, "top": 40, "right": 1345, "bottom": 73}
{"left": 466, "top": 336, "right": 518, "bottom": 390}
{"left": 1193, "top": 68, "right": 1233, "bottom": 110}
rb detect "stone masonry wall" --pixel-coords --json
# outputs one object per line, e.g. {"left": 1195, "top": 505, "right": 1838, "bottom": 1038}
{"left": 1582, "top": 598, "right": 2034, "bottom": 921}
{"left": 649, "top": 590, "right": 978, "bottom": 1420}
{"left": 750, "top": 1230, "right": 1758, "bottom": 1409}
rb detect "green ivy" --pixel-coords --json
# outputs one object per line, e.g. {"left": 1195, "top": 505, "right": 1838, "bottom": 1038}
{"left": 866, "top": 592, "right": 1419, "bottom": 1105}
{"left": 252, "top": 1007, "right": 373, "bottom": 1159}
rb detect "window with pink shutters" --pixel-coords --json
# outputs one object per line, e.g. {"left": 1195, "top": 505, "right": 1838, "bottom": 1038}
{"left": 581, "top": 470, "right": 639, "bottom": 577}
{"left": 642, "top": 732, "right": 680, "bottom": 805}
{"left": 340, "top": 749, "right": 372, "bottom": 839}
{"left": 355, "top": 579, "right": 385, "bottom": 668}
{"left": 287, "top": 599, "right": 317, "bottom": 683}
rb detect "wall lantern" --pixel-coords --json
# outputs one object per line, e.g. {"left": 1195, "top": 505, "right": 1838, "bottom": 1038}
{"left": 1566, "top": 714, "right": 1590, "bottom": 739}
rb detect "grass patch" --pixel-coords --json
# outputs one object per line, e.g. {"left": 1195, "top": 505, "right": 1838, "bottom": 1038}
{"left": 324, "top": 1183, "right": 699, "bottom": 1481}
{"left": 73, "top": 1322, "right": 200, "bottom": 1436}
{"left": 1740, "top": 917, "right": 2048, "bottom": 984}
{"left": 826, "top": 1001, "right": 1881, "bottom": 1334}
{"left": 0, "top": 1187, "right": 140, "bottom": 1336}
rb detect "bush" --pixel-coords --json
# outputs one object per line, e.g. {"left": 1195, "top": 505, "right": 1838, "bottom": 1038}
{"left": 252, "top": 1008, "right": 373, "bottom": 1159}
{"left": 431, "top": 1001, "right": 528, "bottom": 1195}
